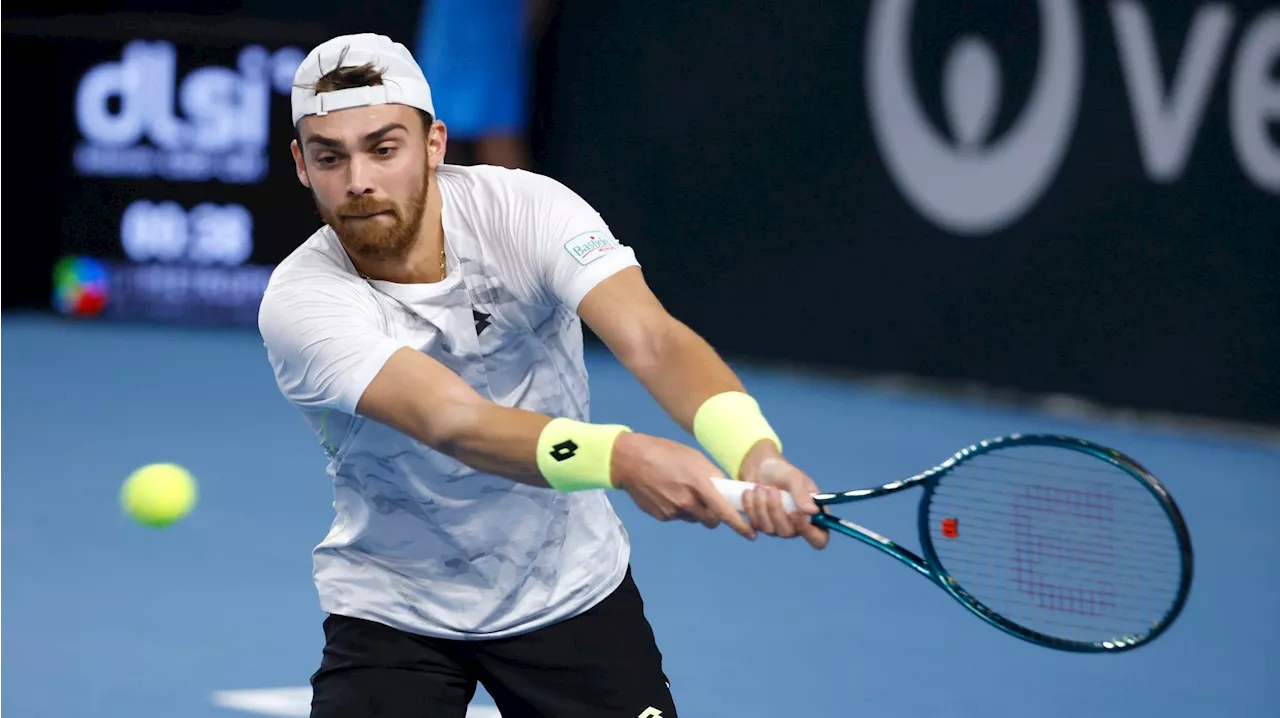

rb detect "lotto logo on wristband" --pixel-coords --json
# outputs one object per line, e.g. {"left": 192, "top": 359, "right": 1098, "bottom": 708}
{"left": 549, "top": 440, "right": 579, "bottom": 461}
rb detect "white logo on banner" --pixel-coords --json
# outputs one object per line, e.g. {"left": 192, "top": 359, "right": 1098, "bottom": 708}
{"left": 73, "top": 40, "right": 305, "bottom": 184}
{"left": 865, "top": 1, "right": 1280, "bottom": 236}
{"left": 1111, "top": 2, "right": 1280, "bottom": 192}
{"left": 865, "top": 0, "right": 1083, "bottom": 236}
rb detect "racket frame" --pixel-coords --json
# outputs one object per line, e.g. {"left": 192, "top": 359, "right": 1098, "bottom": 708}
{"left": 807, "top": 433, "right": 1194, "bottom": 653}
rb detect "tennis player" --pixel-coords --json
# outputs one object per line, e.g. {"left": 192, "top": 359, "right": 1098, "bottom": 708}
{"left": 258, "top": 33, "right": 828, "bottom": 718}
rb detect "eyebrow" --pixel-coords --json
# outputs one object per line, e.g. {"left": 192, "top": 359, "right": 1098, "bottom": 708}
{"left": 304, "top": 122, "right": 410, "bottom": 149}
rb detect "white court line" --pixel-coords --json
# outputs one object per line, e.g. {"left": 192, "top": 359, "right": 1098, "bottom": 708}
{"left": 211, "top": 687, "right": 503, "bottom": 717}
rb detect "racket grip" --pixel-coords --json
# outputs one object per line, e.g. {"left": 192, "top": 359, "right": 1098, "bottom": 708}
{"left": 711, "top": 477, "right": 798, "bottom": 513}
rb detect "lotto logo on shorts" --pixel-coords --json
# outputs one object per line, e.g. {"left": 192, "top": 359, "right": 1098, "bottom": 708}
{"left": 564, "top": 231, "right": 620, "bottom": 265}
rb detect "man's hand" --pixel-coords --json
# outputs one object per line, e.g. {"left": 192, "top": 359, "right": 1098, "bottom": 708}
{"left": 738, "top": 441, "right": 829, "bottom": 550}
{"left": 611, "top": 432, "right": 758, "bottom": 541}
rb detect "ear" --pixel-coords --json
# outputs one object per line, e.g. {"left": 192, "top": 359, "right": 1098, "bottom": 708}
{"left": 290, "top": 139, "right": 311, "bottom": 189}
{"left": 426, "top": 120, "right": 448, "bottom": 169}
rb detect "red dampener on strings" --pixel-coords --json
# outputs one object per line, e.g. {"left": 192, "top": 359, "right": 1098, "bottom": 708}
{"left": 941, "top": 517, "right": 958, "bottom": 538}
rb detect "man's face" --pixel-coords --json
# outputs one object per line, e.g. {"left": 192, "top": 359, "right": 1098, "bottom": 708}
{"left": 291, "top": 104, "right": 441, "bottom": 261}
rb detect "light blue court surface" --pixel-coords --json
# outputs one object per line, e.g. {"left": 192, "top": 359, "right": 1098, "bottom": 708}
{"left": 3, "top": 313, "right": 1279, "bottom": 718}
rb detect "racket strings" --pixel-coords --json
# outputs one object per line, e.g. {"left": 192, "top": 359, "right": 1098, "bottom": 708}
{"left": 939, "top": 544, "right": 1181, "bottom": 586}
{"left": 935, "top": 586, "right": 1163, "bottom": 629}
{"left": 933, "top": 474, "right": 1179, "bottom": 553}
{"left": 936, "top": 462, "right": 1165, "bottom": 508}
{"left": 978, "top": 452, "right": 1131, "bottom": 475}
{"left": 928, "top": 497, "right": 1179, "bottom": 553}
{"left": 926, "top": 447, "right": 1185, "bottom": 646}
{"left": 943, "top": 551, "right": 1179, "bottom": 618}
{"left": 938, "top": 557, "right": 1179, "bottom": 609}
{"left": 930, "top": 512, "right": 1177, "bottom": 561}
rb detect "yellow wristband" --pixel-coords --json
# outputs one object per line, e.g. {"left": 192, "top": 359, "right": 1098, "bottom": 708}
{"left": 692, "top": 391, "right": 782, "bottom": 481}
{"left": 536, "top": 417, "right": 631, "bottom": 492}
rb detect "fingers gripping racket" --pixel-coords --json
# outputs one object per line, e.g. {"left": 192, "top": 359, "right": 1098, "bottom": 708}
{"left": 713, "top": 433, "right": 1194, "bottom": 653}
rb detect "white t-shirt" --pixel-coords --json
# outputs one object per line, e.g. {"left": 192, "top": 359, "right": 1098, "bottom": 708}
{"left": 258, "top": 164, "right": 639, "bottom": 640}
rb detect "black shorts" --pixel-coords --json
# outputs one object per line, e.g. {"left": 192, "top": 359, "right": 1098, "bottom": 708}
{"left": 310, "top": 566, "right": 678, "bottom": 718}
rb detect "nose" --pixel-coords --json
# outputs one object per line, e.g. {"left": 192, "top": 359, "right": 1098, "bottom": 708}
{"left": 345, "top": 155, "right": 377, "bottom": 197}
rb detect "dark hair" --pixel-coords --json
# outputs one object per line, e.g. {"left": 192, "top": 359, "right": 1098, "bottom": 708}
{"left": 295, "top": 47, "right": 435, "bottom": 135}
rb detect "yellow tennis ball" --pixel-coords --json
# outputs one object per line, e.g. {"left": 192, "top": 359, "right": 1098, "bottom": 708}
{"left": 121, "top": 463, "right": 198, "bottom": 528}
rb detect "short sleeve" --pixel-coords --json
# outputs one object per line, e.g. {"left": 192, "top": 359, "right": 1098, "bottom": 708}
{"left": 258, "top": 274, "right": 411, "bottom": 415}
{"left": 503, "top": 171, "right": 640, "bottom": 312}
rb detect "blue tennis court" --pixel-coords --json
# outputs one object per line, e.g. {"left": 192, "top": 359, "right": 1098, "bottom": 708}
{"left": 4, "top": 313, "right": 1278, "bottom": 717}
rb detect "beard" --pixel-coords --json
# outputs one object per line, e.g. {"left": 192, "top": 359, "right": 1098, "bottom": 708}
{"left": 316, "top": 167, "right": 430, "bottom": 262}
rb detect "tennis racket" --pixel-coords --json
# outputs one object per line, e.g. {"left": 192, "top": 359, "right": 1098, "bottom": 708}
{"left": 713, "top": 433, "right": 1194, "bottom": 653}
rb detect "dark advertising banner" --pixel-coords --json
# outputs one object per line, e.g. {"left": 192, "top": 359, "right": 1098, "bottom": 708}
{"left": 538, "top": 1, "right": 1280, "bottom": 423}
{"left": 48, "top": 34, "right": 321, "bottom": 325}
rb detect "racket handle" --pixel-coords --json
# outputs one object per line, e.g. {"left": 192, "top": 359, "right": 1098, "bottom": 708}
{"left": 711, "top": 477, "right": 798, "bottom": 513}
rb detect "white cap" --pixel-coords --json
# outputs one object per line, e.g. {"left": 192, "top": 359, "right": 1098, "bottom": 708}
{"left": 291, "top": 33, "right": 435, "bottom": 125}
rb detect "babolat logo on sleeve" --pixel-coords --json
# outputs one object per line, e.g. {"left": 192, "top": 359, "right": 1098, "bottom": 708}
{"left": 563, "top": 231, "right": 621, "bottom": 266}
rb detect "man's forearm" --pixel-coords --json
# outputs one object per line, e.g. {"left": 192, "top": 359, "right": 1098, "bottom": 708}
{"left": 431, "top": 403, "right": 556, "bottom": 486}
{"left": 436, "top": 402, "right": 658, "bottom": 493}
{"left": 444, "top": 322, "right": 751, "bottom": 484}
{"left": 622, "top": 321, "right": 784, "bottom": 477}
{"left": 623, "top": 321, "right": 746, "bottom": 432}
{"left": 359, "top": 345, "right": 641, "bottom": 493}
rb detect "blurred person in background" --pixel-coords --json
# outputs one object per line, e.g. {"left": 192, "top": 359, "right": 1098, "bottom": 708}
{"left": 414, "top": 0, "right": 557, "bottom": 169}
